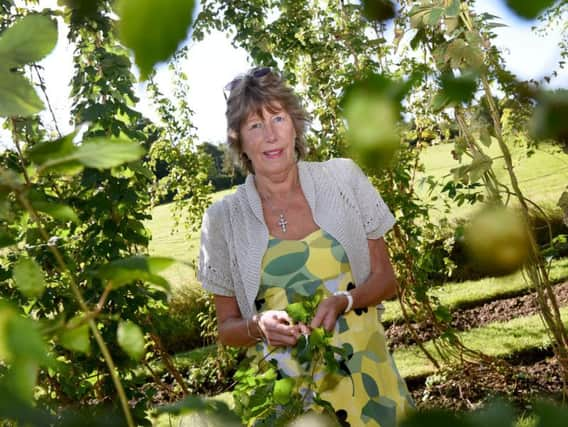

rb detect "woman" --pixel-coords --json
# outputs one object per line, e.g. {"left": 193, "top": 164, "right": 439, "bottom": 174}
{"left": 198, "top": 67, "right": 414, "bottom": 426}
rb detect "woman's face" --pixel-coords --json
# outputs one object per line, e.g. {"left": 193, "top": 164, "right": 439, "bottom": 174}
{"left": 240, "top": 102, "right": 297, "bottom": 177}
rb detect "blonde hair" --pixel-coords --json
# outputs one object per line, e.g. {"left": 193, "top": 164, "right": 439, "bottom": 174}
{"left": 225, "top": 68, "right": 309, "bottom": 174}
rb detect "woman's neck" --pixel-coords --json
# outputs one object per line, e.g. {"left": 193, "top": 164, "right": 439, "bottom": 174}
{"left": 254, "top": 163, "right": 300, "bottom": 200}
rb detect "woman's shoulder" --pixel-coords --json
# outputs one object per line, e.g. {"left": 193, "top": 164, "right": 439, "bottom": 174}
{"left": 204, "top": 185, "right": 247, "bottom": 218}
{"left": 302, "top": 157, "right": 361, "bottom": 180}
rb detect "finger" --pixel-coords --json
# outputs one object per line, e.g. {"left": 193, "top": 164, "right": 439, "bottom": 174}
{"left": 323, "top": 311, "right": 337, "bottom": 332}
{"left": 310, "top": 309, "right": 325, "bottom": 329}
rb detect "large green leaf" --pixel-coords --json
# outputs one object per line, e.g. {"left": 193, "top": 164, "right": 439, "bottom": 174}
{"left": 361, "top": 0, "right": 396, "bottom": 22}
{"left": 74, "top": 139, "right": 145, "bottom": 168}
{"left": 95, "top": 256, "right": 175, "bottom": 290}
{"left": 12, "top": 258, "right": 46, "bottom": 299}
{"left": 273, "top": 377, "right": 295, "bottom": 405}
{"left": 0, "top": 70, "right": 44, "bottom": 117}
{"left": 1, "top": 359, "right": 38, "bottom": 402}
{"left": 31, "top": 200, "right": 80, "bottom": 224}
{"left": 117, "top": 321, "right": 144, "bottom": 361}
{"left": 153, "top": 396, "right": 241, "bottom": 425}
{"left": 0, "top": 304, "right": 47, "bottom": 365}
{"left": 115, "top": 0, "right": 196, "bottom": 80}
{"left": 38, "top": 138, "right": 145, "bottom": 172}
{"left": 59, "top": 318, "right": 90, "bottom": 354}
{"left": 505, "top": 0, "right": 557, "bottom": 20}
{"left": 0, "top": 15, "right": 57, "bottom": 68}
{"left": 27, "top": 132, "right": 77, "bottom": 165}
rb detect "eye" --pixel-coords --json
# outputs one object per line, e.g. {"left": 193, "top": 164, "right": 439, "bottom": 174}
{"left": 249, "top": 122, "right": 263, "bottom": 130}
{"left": 273, "top": 115, "right": 285, "bottom": 123}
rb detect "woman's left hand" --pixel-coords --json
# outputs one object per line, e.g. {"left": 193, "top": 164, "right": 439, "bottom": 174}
{"left": 310, "top": 295, "right": 347, "bottom": 332}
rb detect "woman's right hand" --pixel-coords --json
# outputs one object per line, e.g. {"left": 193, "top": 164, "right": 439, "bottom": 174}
{"left": 256, "top": 310, "right": 308, "bottom": 347}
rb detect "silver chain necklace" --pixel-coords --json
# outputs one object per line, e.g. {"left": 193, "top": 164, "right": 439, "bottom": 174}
{"left": 261, "top": 195, "right": 291, "bottom": 233}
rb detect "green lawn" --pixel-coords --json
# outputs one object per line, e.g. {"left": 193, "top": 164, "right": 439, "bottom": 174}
{"left": 382, "top": 257, "right": 568, "bottom": 324}
{"left": 417, "top": 141, "right": 568, "bottom": 221}
{"left": 393, "top": 305, "right": 568, "bottom": 379}
{"left": 147, "top": 188, "right": 235, "bottom": 291}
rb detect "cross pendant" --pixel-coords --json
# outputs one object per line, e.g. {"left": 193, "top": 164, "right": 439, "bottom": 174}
{"left": 277, "top": 213, "right": 288, "bottom": 233}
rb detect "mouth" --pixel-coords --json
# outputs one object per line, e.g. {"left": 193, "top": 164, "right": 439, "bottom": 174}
{"left": 263, "top": 149, "right": 284, "bottom": 159}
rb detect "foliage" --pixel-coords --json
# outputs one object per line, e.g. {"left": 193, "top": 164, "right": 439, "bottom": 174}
{"left": 0, "top": 2, "right": 209, "bottom": 426}
{"left": 233, "top": 288, "right": 351, "bottom": 426}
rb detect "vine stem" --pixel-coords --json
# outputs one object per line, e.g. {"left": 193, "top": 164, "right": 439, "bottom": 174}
{"left": 16, "top": 194, "right": 135, "bottom": 427}
{"left": 11, "top": 132, "right": 135, "bottom": 426}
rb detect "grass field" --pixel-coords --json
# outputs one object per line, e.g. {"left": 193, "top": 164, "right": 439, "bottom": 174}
{"left": 417, "top": 141, "right": 568, "bottom": 221}
{"left": 147, "top": 141, "right": 568, "bottom": 291}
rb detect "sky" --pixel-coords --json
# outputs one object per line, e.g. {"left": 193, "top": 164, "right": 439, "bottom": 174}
{"left": 0, "top": 0, "right": 566, "bottom": 149}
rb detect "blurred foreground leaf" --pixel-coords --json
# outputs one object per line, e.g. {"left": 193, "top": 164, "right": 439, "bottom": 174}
{"left": 116, "top": 0, "right": 196, "bottom": 80}
{"left": 505, "top": 0, "right": 557, "bottom": 20}
{"left": 0, "top": 71, "right": 44, "bottom": 117}
{"left": 154, "top": 395, "right": 241, "bottom": 425}
{"left": 0, "top": 14, "right": 57, "bottom": 68}
{"left": 34, "top": 138, "right": 145, "bottom": 173}
{"left": 361, "top": 0, "right": 396, "bottom": 22}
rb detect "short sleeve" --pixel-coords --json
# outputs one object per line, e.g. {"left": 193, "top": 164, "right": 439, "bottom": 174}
{"left": 347, "top": 159, "right": 396, "bottom": 239}
{"left": 197, "top": 202, "right": 235, "bottom": 296}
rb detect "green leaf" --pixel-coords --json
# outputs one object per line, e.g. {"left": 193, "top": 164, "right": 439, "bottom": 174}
{"left": 95, "top": 256, "right": 175, "bottom": 290}
{"left": 31, "top": 199, "right": 79, "bottom": 224}
{"left": 117, "top": 320, "right": 145, "bottom": 361}
{"left": 74, "top": 139, "right": 145, "bottom": 168}
{"left": 479, "top": 127, "right": 492, "bottom": 147}
{"left": 430, "top": 91, "right": 451, "bottom": 112}
{"left": 59, "top": 318, "right": 90, "bottom": 354}
{"left": 440, "top": 73, "right": 477, "bottom": 104}
{"left": 426, "top": 7, "right": 444, "bottom": 26}
{"left": 0, "top": 70, "right": 44, "bottom": 117}
{"left": 38, "top": 138, "right": 145, "bottom": 172}
{"left": 468, "top": 152, "right": 493, "bottom": 183}
{"left": 286, "top": 302, "right": 309, "bottom": 323}
{"left": 12, "top": 258, "right": 46, "bottom": 299}
{"left": 467, "top": 400, "right": 515, "bottom": 427}
{"left": 273, "top": 377, "right": 295, "bottom": 405}
{"left": 505, "top": 0, "right": 557, "bottom": 20}
{"left": 1, "top": 359, "right": 38, "bottom": 402}
{"left": 27, "top": 132, "right": 77, "bottom": 165}
{"left": 534, "top": 400, "right": 568, "bottom": 427}
{"left": 445, "top": 0, "right": 461, "bottom": 17}
{"left": 0, "top": 15, "right": 57, "bottom": 68}
{"left": 361, "top": 0, "right": 396, "bottom": 22}
{"left": 153, "top": 396, "right": 241, "bottom": 425}
{"left": 2, "top": 310, "right": 47, "bottom": 364}
{"left": 115, "top": 0, "right": 196, "bottom": 80}
{"left": 530, "top": 89, "right": 568, "bottom": 142}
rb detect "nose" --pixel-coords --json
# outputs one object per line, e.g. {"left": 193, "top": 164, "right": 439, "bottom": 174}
{"left": 264, "top": 121, "right": 276, "bottom": 143}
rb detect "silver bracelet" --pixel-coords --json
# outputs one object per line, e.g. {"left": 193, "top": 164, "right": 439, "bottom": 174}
{"left": 333, "top": 290, "right": 353, "bottom": 313}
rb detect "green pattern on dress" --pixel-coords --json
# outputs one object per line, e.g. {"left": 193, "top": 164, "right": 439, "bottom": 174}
{"left": 253, "top": 229, "right": 414, "bottom": 427}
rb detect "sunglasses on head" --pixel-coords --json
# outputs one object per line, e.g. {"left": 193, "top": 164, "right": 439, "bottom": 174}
{"left": 223, "top": 67, "right": 272, "bottom": 100}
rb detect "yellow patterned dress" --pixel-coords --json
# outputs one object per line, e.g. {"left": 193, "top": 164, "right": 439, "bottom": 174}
{"left": 251, "top": 229, "right": 414, "bottom": 427}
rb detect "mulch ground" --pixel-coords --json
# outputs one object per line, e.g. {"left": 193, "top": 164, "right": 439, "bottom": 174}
{"left": 385, "top": 281, "right": 568, "bottom": 410}
{"left": 409, "top": 354, "right": 565, "bottom": 411}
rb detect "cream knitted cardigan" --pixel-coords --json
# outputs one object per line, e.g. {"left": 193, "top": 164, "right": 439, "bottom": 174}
{"left": 197, "top": 158, "right": 395, "bottom": 319}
